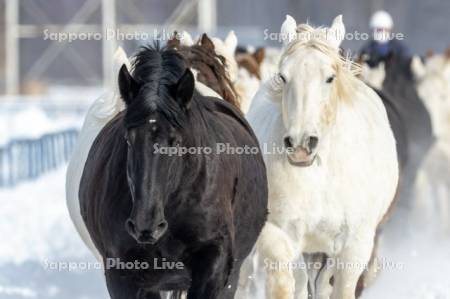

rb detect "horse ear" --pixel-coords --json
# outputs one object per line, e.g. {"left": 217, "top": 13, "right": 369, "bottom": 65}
{"left": 280, "top": 15, "right": 297, "bottom": 46}
{"left": 175, "top": 69, "right": 195, "bottom": 109}
{"left": 200, "top": 33, "right": 215, "bottom": 51}
{"left": 411, "top": 55, "right": 426, "bottom": 79}
{"left": 118, "top": 64, "right": 140, "bottom": 105}
{"left": 224, "top": 31, "right": 238, "bottom": 53}
{"left": 253, "top": 47, "right": 266, "bottom": 65}
{"left": 445, "top": 46, "right": 450, "bottom": 59}
{"left": 328, "top": 15, "right": 345, "bottom": 49}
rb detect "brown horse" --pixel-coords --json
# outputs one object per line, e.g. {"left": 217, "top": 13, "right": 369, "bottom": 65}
{"left": 235, "top": 47, "right": 265, "bottom": 80}
{"left": 167, "top": 33, "right": 240, "bottom": 110}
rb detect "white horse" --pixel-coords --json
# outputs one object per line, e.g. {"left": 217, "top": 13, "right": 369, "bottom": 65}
{"left": 65, "top": 47, "right": 130, "bottom": 263}
{"left": 412, "top": 52, "right": 450, "bottom": 232}
{"left": 412, "top": 54, "right": 450, "bottom": 140}
{"left": 211, "top": 30, "right": 266, "bottom": 114}
{"left": 211, "top": 31, "right": 239, "bottom": 83}
{"left": 260, "top": 47, "right": 282, "bottom": 81}
{"left": 245, "top": 15, "right": 399, "bottom": 299}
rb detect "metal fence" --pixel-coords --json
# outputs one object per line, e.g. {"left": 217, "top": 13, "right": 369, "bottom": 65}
{"left": 0, "top": 129, "right": 78, "bottom": 188}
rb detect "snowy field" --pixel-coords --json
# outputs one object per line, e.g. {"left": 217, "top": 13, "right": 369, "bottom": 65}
{"left": 0, "top": 86, "right": 102, "bottom": 145}
{"left": 0, "top": 166, "right": 109, "bottom": 299}
{"left": 0, "top": 164, "right": 449, "bottom": 299}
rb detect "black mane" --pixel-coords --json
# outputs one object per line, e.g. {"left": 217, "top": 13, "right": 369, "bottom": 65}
{"left": 124, "top": 44, "right": 188, "bottom": 129}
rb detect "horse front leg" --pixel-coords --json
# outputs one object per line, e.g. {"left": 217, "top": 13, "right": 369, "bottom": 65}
{"left": 312, "top": 255, "right": 334, "bottom": 299}
{"left": 258, "top": 222, "right": 302, "bottom": 299}
{"left": 292, "top": 254, "right": 309, "bottom": 299}
{"left": 186, "top": 245, "right": 230, "bottom": 299}
{"left": 105, "top": 269, "right": 158, "bottom": 299}
{"left": 331, "top": 236, "right": 375, "bottom": 299}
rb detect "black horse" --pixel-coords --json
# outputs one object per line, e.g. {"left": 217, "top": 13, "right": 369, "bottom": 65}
{"left": 354, "top": 52, "right": 434, "bottom": 298}
{"left": 362, "top": 52, "right": 434, "bottom": 206}
{"left": 372, "top": 88, "right": 409, "bottom": 174}
{"left": 79, "top": 44, "right": 268, "bottom": 299}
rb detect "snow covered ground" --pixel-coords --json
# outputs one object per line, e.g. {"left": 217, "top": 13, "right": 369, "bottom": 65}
{"left": 0, "top": 164, "right": 449, "bottom": 299}
{"left": 364, "top": 206, "right": 450, "bottom": 299}
{"left": 0, "top": 166, "right": 109, "bottom": 299}
{"left": 0, "top": 85, "right": 100, "bottom": 146}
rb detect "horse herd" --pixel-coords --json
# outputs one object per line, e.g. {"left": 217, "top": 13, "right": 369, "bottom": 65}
{"left": 65, "top": 14, "right": 450, "bottom": 299}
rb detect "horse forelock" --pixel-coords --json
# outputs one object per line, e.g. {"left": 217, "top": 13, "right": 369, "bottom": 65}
{"left": 280, "top": 24, "right": 360, "bottom": 104}
{"left": 124, "top": 44, "right": 188, "bottom": 129}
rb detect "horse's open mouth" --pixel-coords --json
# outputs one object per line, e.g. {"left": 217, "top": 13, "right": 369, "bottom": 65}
{"left": 287, "top": 154, "right": 317, "bottom": 167}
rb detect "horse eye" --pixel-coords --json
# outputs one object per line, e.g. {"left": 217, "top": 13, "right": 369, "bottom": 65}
{"left": 326, "top": 75, "right": 335, "bottom": 84}
{"left": 278, "top": 73, "right": 287, "bottom": 84}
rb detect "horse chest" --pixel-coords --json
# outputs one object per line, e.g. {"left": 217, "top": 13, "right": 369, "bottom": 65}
{"left": 269, "top": 176, "right": 349, "bottom": 255}
{"left": 302, "top": 219, "right": 349, "bottom": 255}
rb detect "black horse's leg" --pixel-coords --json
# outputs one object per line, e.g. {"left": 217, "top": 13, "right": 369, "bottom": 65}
{"left": 105, "top": 269, "right": 141, "bottom": 299}
{"left": 219, "top": 265, "right": 242, "bottom": 299}
{"left": 137, "top": 289, "right": 162, "bottom": 299}
{"left": 186, "top": 245, "right": 230, "bottom": 299}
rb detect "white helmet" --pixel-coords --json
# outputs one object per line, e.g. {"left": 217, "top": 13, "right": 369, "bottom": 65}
{"left": 370, "top": 10, "right": 393, "bottom": 29}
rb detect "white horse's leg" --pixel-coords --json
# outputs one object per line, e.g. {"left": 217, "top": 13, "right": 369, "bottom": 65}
{"left": 436, "top": 183, "right": 450, "bottom": 233}
{"left": 257, "top": 222, "right": 298, "bottom": 299}
{"left": 331, "top": 237, "right": 374, "bottom": 299}
{"left": 316, "top": 260, "right": 335, "bottom": 299}
{"left": 293, "top": 255, "right": 309, "bottom": 299}
{"left": 236, "top": 249, "right": 258, "bottom": 299}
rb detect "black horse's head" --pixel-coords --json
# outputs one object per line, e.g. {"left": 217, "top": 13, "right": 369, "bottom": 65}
{"left": 118, "top": 45, "right": 195, "bottom": 244}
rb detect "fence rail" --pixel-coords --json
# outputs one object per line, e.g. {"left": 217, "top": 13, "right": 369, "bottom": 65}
{"left": 0, "top": 129, "right": 79, "bottom": 188}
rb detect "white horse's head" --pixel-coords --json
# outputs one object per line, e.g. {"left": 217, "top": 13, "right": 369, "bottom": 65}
{"left": 275, "top": 15, "right": 357, "bottom": 166}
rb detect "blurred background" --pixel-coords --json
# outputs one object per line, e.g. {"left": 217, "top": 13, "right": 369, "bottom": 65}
{"left": 0, "top": 0, "right": 449, "bottom": 298}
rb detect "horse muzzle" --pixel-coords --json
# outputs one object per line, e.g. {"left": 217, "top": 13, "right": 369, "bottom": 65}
{"left": 125, "top": 218, "right": 168, "bottom": 244}
{"left": 284, "top": 135, "right": 319, "bottom": 167}
{"left": 286, "top": 147, "right": 317, "bottom": 167}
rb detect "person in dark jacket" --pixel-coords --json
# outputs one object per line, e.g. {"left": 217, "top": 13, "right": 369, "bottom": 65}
{"left": 360, "top": 10, "right": 410, "bottom": 66}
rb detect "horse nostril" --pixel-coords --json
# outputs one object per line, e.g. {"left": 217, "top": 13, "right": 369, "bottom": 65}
{"left": 157, "top": 220, "right": 168, "bottom": 232}
{"left": 307, "top": 136, "right": 319, "bottom": 152}
{"left": 283, "top": 136, "right": 294, "bottom": 148}
{"left": 125, "top": 219, "right": 136, "bottom": 235}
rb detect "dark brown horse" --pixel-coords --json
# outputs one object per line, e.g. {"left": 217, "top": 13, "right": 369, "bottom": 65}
{"left": 79, "top": 44, "right": 268, "bottom": 299}
{"left": 167, "top": 33, "right": 240, "bottom": 110}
